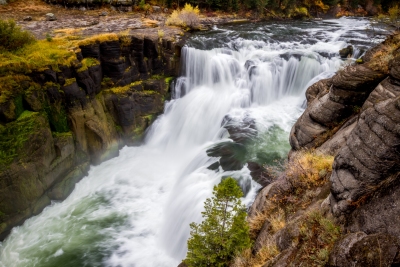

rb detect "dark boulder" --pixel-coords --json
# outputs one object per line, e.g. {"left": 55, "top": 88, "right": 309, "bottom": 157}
{"left": 339, "top": 45, "right": 353, "bottom": 58}
{"left": 247, "top": 161, "right": 273, "bottom": 187}
{"left": 329, "top": 233, "right": 399, "bottom": 267}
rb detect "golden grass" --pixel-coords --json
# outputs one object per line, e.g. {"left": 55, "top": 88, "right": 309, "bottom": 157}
{"left": 269, "top": 208, "right": 286, "bottom": 233}
{"left": 368, "top": 33, "right": 400, "bottom": 73}
{"left": 142, "top": 18, "right": 159, "bottom": 28}
{"left": 77, "top": 33, "right": 119, "bottom": 46}
{"left": 53, "top": 28, "right": 84, "bottom": 38}
{"left": 77, "top": 57, "right": 100, "bottom": 72}
{"left": 236, "top": 151, "right": 336, "bottom": 267}
{"left": 233, "top": 238, "right": 279, "bottom": 267}
{"left": 0, "top": 37, "right": 77, "bottom": 73}
{"left": 105, "top": 81, "right": 143, "bottom": 94}
{"left": 287, "top": 151, "right": 334, "bottom": 189}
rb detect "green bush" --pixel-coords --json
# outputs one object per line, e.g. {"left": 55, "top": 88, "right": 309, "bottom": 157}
{"left": 0, "top": 19, "right": 36, "bottom": 51}
{"left": 185, "top": 177, "right": 251, "bottom": 267}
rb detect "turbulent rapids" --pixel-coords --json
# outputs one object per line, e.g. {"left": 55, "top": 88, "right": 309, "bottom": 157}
{"left": 0, "top": 18, "right": 386, "bottom": 267}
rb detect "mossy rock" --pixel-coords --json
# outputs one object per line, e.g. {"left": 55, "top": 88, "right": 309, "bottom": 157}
{"left": 0, "top": 111, "right": 48, "bottom": 169}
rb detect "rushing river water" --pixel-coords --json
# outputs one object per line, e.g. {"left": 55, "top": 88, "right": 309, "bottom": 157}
{"left": 0, "top": 17, "right": 387, "bottom": 267}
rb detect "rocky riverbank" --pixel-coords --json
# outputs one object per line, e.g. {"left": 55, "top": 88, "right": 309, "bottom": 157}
{"left": 240, "top": 33, "right": 400, "bottom": 267}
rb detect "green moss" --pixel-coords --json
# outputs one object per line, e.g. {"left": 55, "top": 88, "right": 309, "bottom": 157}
{"left": 77, "top": 57, "right": 100, "bottom": 73}
{"left": 355, "top": 58, "right": 363, "bottom": 64}
{"left": 0, "top": 38, "right": 77, "bottom": 74}
{"left": 101, "top": 76, "right": 114, "bottom": 89}
{"left": 0, "top": 74, "right": 30, "bottom": 104}
{"left": 0, "top": 111, "right": 41, "bottom": 169}
{"left": 64, "top": 78, "right": 76, "bottom": 87}
{"left": 52, "top": 131, "right": 73, "bottom": 138}
{"left": 136, "top": 90, "right": 158, "bottom": 96}
{"left": 44, "top": 81, "right": 61, "bottom": 90}
{"left": 44, "top": 103, "right": 69, "bottom": 133}
{"left": 14, "top": 95, "right": 24, "bottom": 118}
{"left": 115, "top": 125, "right": 123, "bottom": 134}
{"left": 106, "top": 81, "right": 144, "bottom": 95}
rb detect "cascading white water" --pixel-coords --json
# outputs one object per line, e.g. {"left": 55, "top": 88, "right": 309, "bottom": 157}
{"left": 0, "top": 17, "right": 387, "bottom": 267}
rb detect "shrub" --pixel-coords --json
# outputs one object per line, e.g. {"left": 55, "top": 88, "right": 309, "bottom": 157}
{"left": 296, "top": 211, "right": 341, "bottom": 266}
{"left": 166, "top": 3, "right": 200, "bottom": 29}
{"left": 388, "top": 5, "right": 400, "bottom": 29}
{"left": 0, "top": 19, "right": 36, "bottom": 51}
{"left": 185, "top": 177, "right": 251, "bottom": 267}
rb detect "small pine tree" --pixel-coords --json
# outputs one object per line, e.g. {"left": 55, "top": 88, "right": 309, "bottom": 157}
{"left": 185, "top": 177, "right": 251, "bottom": 267}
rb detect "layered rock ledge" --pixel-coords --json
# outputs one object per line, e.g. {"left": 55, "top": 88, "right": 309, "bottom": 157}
{"left": 0, "top": 31, "right": 183, "bottom": 240}
{"left": 246, "top": 33, "right": 400, "bottom": 267}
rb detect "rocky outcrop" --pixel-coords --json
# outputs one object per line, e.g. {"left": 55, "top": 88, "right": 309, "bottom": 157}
{"left": 329, "top": 232, "right": 400, "bottom": 267}
{"left": 0, "top": 34, "right": 181, "bottom": 240}
{"left": 288, "top": 35, "right": 400, "bottom": 156}
{"left": 248, "top": 34, "right": 400, "bottom": 267}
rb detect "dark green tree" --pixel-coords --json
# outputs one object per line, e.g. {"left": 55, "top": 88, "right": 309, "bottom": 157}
{"left": 184, "top": 177, "right": 251, "bottom": 267}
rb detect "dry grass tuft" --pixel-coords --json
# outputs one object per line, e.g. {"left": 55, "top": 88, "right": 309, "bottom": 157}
{"left": 286, "top": 151, "right": 334, "bottom": 189}
{"left": 368, "top": 33, "right": 400, "bottom": 73}
{"left": 233, "top": 237, "right": 279, "bottom": 267}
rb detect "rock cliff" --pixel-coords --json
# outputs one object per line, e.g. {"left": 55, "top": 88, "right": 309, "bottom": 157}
{"left": 0, "top": 32, "right": 182, "bottom": 240}
{"left": 244, "top": 33, "right": 400, "bottom": 267}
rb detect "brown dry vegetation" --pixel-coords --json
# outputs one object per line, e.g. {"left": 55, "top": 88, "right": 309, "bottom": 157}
{"left": 368, "top": 33, "right": 400, "bottom": 73}
{"left": 235, "top": 151, "right": 338, "bottom": 267}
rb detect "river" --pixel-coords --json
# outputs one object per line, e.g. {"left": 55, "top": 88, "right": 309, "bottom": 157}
{"left": 0, "top": 17, "right": 387, "bottom": 267}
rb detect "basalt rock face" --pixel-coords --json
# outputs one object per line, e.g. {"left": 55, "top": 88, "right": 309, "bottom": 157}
{"left": 287, "top": 37, "right": 400, "bottom": 265}
{"left": 0, "top": 35, "right": 181, "bottom": 240}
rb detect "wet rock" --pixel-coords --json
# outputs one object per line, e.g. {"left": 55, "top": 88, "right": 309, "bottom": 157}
{"left": 75, "top": 69, "right": 96, "bottom": 96}
{"left": 45, "top": 13, "right": 57, "bottom": 21}
{"left": 23, "top": 16, "right": 32, "bottom": 21}
{"left": 247, "top": 162, "right": 273, "bottom": 187}
{"left": 339, "top": 45, "right": 353, "bottom": 58}
{"left": 222, "top": 114, "right": 257, "bottom": 144}
{"left": 62, "top": 80, "right": 87, "bottom": 109}
{"left": 99, "top": 11, "right": 108, "bottom": 16}
{"left": 206, "top": 142, "right": 246, "bottom": 171}
{"left": 329, "top": 233, "right": 400, "bottom": 267}
{"left": 80, "top": 43, "right": 100, "bottom": 60}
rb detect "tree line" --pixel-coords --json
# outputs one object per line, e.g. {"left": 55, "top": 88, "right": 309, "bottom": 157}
{"left": 166, "top": 0, "right": 399, "bottom": 17}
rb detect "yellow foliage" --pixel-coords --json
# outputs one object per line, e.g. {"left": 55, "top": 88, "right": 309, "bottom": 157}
{"left": 77, "top": 33, "right": 119, "bottom": 46}
{"left": 166, "top": 10, "right": 184, "bottom": 27}
{"left": 77, "top": 57, "right": 100, "bottom": 72}
{"left": 287, "top": 151, "right": 334, "bottom": 189}
{"left": 166, "top": 4, "right": 200, "bottom": 29}
{"left": 0, "top": 37, "right": 77, "bottom": 73}
{"left": 388, "top": 5, "right": 399, "bottom": 22}
{"left": 233, "top": 239, "right": 279, "bottom": 267}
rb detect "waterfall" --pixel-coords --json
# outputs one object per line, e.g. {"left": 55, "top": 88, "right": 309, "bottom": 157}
{"left": 0, "top": 17, "right": 386, "bottom": 267}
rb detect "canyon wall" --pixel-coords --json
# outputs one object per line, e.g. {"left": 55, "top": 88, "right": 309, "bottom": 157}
{"left": 248, "top": 34, "right": 400, "bottom": 266}
{"left": 0, "top": 33, "right": 182, "bottom": 240}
